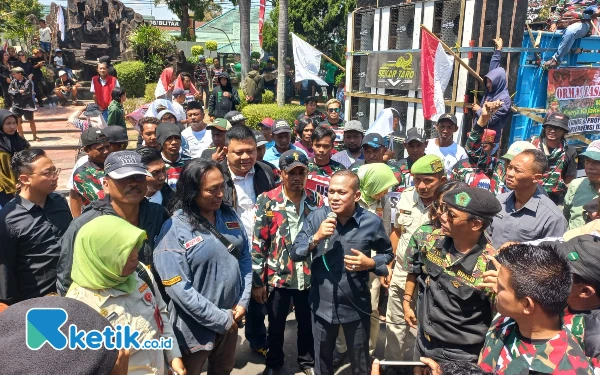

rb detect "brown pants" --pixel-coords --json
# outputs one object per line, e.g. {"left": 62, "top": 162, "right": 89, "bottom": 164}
{"left": 182, "top": 327, "right": 238, "bottom": 375}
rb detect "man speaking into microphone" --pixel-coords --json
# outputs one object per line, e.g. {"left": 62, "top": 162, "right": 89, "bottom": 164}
{"left": 291, "top": 170, "right": 394, "bottom": 375}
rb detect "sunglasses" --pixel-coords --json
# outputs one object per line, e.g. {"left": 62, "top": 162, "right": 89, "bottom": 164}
{"left": 440, "top": 204, "right": 468, "bottom": 224}
{"left": 327, "top": 108, "right": 341, "bottom": 113}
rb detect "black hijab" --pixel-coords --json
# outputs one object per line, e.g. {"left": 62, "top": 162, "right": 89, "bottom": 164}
{"left": 0, "top": 110, "right": 29, "bottom": 155}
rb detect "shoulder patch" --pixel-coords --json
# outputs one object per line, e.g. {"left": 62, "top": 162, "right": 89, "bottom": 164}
{"left": 398, "top": 209, "right": 412, "bottom": 215}
{"left": 162, "top": 275, "right": 182, "bottom": 287}
{"left": 225, "top": 221, "right": 241, "bottom": 229}
{"left": 184, "top": 235, "right": 204, "bottom": 249}
{"left": 138, "top": 283, "right": 148, "bottom": 293}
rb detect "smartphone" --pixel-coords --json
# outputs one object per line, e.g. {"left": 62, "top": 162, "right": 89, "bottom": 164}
{"left": 379, "top": 361, "right": 426, "bottom": 374}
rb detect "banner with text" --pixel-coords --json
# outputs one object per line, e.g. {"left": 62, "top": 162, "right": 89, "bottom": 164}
{"left": 547, "top": 67, "right": 600, "bottom": 134}
{"left": 365, "top": 52, "right": 421, "bottom": 90}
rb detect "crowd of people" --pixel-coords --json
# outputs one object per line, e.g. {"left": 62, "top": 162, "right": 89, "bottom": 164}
{"left": 0, "top": 4, "right": 600, "bottom": 373}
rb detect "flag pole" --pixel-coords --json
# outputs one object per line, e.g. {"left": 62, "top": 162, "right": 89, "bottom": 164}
{"left": 420, "top": 25, "right": 545, "bottom": 123}
{"left": 291, "top": 33, "right": 346, "bottom": 72}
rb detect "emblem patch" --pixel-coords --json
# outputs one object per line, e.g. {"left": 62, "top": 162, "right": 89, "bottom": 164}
{"left": 184, "top": 235, "right": 203, "bottom": 249}
{"left": 455, "top": 192, "right": 471, "bottom": 207}
{"left": 226, "top": 221, "right": 241, "bottom": 229}
{"left": 162, "top": 275, "right": 182, "bottom": 287}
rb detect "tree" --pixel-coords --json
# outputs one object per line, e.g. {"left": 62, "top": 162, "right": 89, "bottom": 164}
{"left": 0, "top": 0, "right": 43, "bottom": 51}
{"left": 263, "top": 0, "right": 355, "bottom": 65}
{"left": 276, "top": 0, "right": 288, "bottom": 106}
{"left": 239, "top": 0, "right": 251, "bottom": 77}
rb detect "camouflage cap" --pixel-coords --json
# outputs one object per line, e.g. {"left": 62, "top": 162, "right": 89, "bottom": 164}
{"left": 442, "top": 186, "right": 502, "bottom": 219}
{"left": 410, "top": 154, "right": 444, "bottom": 175}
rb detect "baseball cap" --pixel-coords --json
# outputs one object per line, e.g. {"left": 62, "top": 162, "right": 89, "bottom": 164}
{"left": 581, "top": 140, "right": 600, "bottom": 162}
{"left": 172, "top": 88, "right": 185, "bottom": 96}
{"left": 206, "top": 118, "right": 231, "bottom": 131}
{"left": 362, "top": 133, "right": 386, "bottom": 148}
{"left": 224, "top": 111, "right": 246, "bottom": 125}
{"left": 104, "top": 150, "right": 152, "bottom": 179}
{"left": 405, "top": 127, "right": 426, "bottom": 144}
{"left": 437, "top": 114, "right": 457, "bottom": 125}
{"left": 501, "top": 141, "right": 536, "bottom": 161}
{"left": 260, "top": 118, "right": 275, "bottom": 128}
{"left": 102, "top": 126, "right": 129, "bottom": 143}
{"left": 55, "top": 48, "right": 62, "bottom": 53}
{"left": 81, "top": 127, "right": 108, "bottom": 147}
{"left": 279, "top": 150, "right": 309, "bottom": 172}
{"left": 58, "top": 70, "right": 67, "bottom": 77}
{"left": 83, "top": 103, "right": 102, "bottom": 117}
{"left": 255, "top": 132, "right": 268, "bottom": 147}
{"left": 553, "top": 235, "right": 600, "bottom": 286}
{"left": 344, "top": 120, "right": 364, "bottom": 133}
{"left": 272, "top": 119, "right": 292, "bottom": 135}
{"left": 543, "top": 112, "right": 570, "bottom": 132}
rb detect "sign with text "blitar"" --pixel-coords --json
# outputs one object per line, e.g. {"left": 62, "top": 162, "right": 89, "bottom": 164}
{"left": 365, "top": 52, "right": 421, "bottom": 90}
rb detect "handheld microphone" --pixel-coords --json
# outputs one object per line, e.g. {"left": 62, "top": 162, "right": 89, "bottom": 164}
{"left": 323, "top": 212, "right": 337, "bottom": 251}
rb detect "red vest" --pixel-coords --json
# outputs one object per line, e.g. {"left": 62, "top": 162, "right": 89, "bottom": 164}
{"left": 92, "top": 75, "right": 116, "bottom": 110}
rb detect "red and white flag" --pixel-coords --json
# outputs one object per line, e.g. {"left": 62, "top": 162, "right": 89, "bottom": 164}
{"left": 420, "top": 29, "right": 454, "bottom": 121}
{"left": 258, "top": 0, "right": 266, "bottom": 47}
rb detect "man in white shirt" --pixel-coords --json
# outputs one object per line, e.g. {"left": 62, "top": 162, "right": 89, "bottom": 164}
{"left": 424, "top": 113, "right": 468, "bottom": 175}
{"left": 171, "top": 88, "right": 188, "bottom": 124}
{"left": 180, "top": 101, "right": 211, "bottom": 158}
{"left": 39, "top": 20, "right": 52, "bottom": 57}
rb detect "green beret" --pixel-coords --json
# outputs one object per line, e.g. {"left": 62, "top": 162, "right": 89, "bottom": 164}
{"left": 442, "top": 187, "right": 502, "bottom": 219}
{"left": 410, "top": 154, "right": 444, "bottom": 175}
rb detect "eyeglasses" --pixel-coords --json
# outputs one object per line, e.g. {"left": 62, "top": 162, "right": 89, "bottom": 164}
{"left": 327, "top": 108, "right": 341, "bottom": 113}
{"left": 31, "top": 168, "right": 61, "bottom": 178}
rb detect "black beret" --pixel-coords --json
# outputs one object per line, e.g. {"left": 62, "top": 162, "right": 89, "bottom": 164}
{"left": 549, "top": 235, "right": 600, "bottom": 287}
{"left": 442, "top": 187, "right": 502, "bottom": 218}
{"left": 0, "top": 296, "right": 118, "bottom": 374}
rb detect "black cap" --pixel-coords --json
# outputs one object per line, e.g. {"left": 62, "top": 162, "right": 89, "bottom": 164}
{"left": 172, "top": 88, "right": 185, "bottom": 96}
{"left": 272, "top": 119, "right": 292, "bottom": 135}
{"left": 224, "top": 111, "right": 246, "bottom": 125}
{"left": 553, "top": 235, "right": 600, "bottom": 286}
{"left": 0, "top": 297, "right": 118, "bottom": 374}
{"left": 405, "top": 127, "right": 426, "bottom": 143}
{"left": 362, "top": 133, "right": 386, "bottom": 148}
{"left": 81, "top": 127, "right": 108, "bottom": 147}
{"left": 279, "top": 150, "right": 309, "bottom": 172}
{"left": 437, "top": 113, "right": 457, "bottom": 125}
{"left": 584, "top": 197, "right": 599, "bottom": 214}
{"left": 156, "top": 122, "right": 181, "bottom": 146}
{"left": 102, "top": 126, "right": 129, "bottom": 143}
{"left": 543, "top": 112, "right": 570, "bottom": 132}
{"left": 442, "top": 187, "right": 502, "bottom": 219}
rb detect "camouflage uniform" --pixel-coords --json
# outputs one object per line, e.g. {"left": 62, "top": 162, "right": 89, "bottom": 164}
{"left": 252, "top": 185, "right": 324, "bottom": 289}
{"left": 479, "top": 315, "right": 594, "bottom": 375}
{"left": 413, "top": 229, "right": 497, "bottom": 361}
{"left": 388, "top": 158, "right": 414, "bottom": 193}
{"left": 452, "top": 126, "right": 507, "bottom": 195}
{"left": 72, "top": 161, "right": 106, "bottom": 206}
{"left": 405, "top": 222, "right": 435, "bottom": 273}
{"left": 563, "top": 309, "right": 600, "bottom": 370}
{"left": 550, "top": 0, "right": 599, "bottom": 24}
{"left": 306, "top": 159, "right": 345, "bottom": 197}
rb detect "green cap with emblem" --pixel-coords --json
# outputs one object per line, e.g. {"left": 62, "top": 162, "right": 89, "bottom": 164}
{"left": 442, "top": 186, "right": 502, "bottom": 219}
{"left": 410, "top": 154, "right": 444, "bottom": 175}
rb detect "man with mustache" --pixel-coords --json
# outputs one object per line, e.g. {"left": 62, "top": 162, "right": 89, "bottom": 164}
{"left": 0, "top": 149, "right": 72, "bottom": 305}
{"left": 56, "top": 150, "right": 170, "bottom": 296}
{"left": 252, "top": 150, "right": 323, "bottom": 375}
{"left": 221, "top": 124, "right": 278, "bottom": 357}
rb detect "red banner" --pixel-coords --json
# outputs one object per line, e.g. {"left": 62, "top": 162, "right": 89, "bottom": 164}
{"left": 259, "top": 0, "right": 266, "bottom": 47}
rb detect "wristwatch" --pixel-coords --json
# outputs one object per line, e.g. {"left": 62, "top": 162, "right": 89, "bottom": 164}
{"left": 309, "top": 235, "right": 319, "bottom": 249}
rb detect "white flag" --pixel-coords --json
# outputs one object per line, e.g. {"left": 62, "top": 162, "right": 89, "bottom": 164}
{"left": 291, "top": 33, "right": 328, "bottom": 86}
{"left": 57, "top": 6, "right": 65, "bottom": 42}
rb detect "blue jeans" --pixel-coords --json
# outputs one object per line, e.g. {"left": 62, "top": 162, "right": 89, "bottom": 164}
{"left": 245, "top": 297, "right": 268, "bottom": 349}
{"left": 553, "top": 22, "right": 591, "bottom": 63}
{"left": 40, "top": 42, "right": 51, "bottom": 54}
{"left": 102, "top": 110, "right": 109, "bottom": 121}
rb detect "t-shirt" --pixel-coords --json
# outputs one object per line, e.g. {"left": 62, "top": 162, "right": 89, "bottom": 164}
{"left": 171, "top": 101, "right": 187, "bottom": 122}
{"left": 39, "top": 27, "right": 52, "bottom": 42}
{"left": 306, "top": 158, "right": 346, "bottom": 196}
{"left": 324, "top": 62, "right": 337, "bottom": 84}
{"left": 72, "top": 161, "right": 105, "bottom": 205}
{"left": 181, "top": 126, "right": 212, "bottom": 159}
{"left": 424, "top": 138, "right": 468, "bottom": 175}
{"left": 54, "top": 56, "right": 65, "bottom": 68}
{"left": 55, "top": 77, "right": 75, "bottom": 92}
{"left": 67, "top": 155, "right": 89, "bottom": 189}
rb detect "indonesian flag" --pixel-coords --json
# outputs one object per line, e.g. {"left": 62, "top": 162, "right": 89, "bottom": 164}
{"left": 420, "top": 29, "right": 454, "bottom": 121}
{"left": 259, "top": 0, "right": 266, "bottom": 47}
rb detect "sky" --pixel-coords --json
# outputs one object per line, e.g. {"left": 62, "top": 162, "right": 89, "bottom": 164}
{"left": 38, "top": 0, "right": 239, "bottom": 21}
